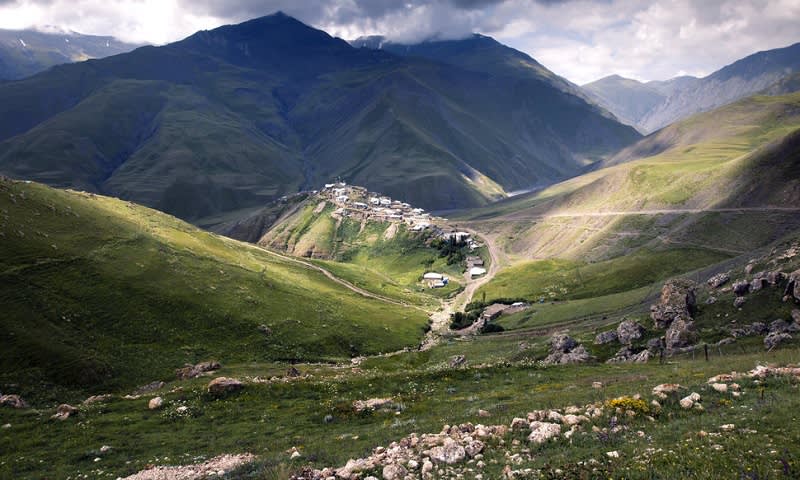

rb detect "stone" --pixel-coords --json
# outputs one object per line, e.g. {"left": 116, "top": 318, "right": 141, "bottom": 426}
{"left": 449, "top": 355, "right": 467, "bottom": 368}
{"left": 382, "top": 464, "right": 407, "bottom": 480}
{"left": 510, "top": 417, "right": 529, "bottom": 431}
{"left": 607, "top": 346, "right": 651, "bottom": 363}
{"left": 477, "top": 409, "right": 491, "bottom": 417}
{"left": 52, "top": 404, "right": 78, "bottom": 420}
{"left": 287, "top": 366, "right": 301, "bottom": 377}
{"left": 544, "top": 345, "right": 592, "bottom": 364}
{"left": 750, "top": 272, "right": 768, "bottom": 292}
{"left": 592, "top": 381, "right": 604, "bottom": 389}
{"left": 464, "top": 440, "right": 485, "bottom": 458}
{"left": 732, "top": 280, "right": 750, "bottom": 296}
{"left": 769, "top": 319, "right": 791, "bottom": 334}
{"left": 594, "top": 330, "right": 618, "bottom": 345}
{"left": 207, "top": 377, "right": 244, "bottom": 397}
{"left": 767, "top": 271, "right": 785, "bottom": 286}
{"left": 749, "top": 322, "right": 768, "bottom": 335}
{"left": 0, "top": 394, "right": 28, "bottom": 409}
{"left": 353, "top": 398, "right": 395, "bottom": 413}
{"left": 646, "top": 337, "right": 664, "bottom": 352}
{"left": 148, "top": 396, "right": 163, "bottom": 410}
{"left": 550, "top": 334, "right": 578, "bottom": 353}
{"left": 651, "top": 279, "right": 696, "bottom": 329}
{"left": 528, "top": 421, "right": 561, "bottom": 444}
{"left": 422, "top": 460, "right": 434, "bottom": 475}
{"left": 429, "top": 438, "right": 466, "bottom": 464}
{"left": 176, "top": 361, "right": 221, "bottom": 380}
{"left": 792, "top": 309, "right": 800, "bottom": 324}
{"left": 679, "top": 392, "right": 701, "bottom": 409}
{"left": 733, "top": 297, "right": 746, "bottom": 308}
{"left": 652, "top": 383, "right": 682, "bottom": 399}
{"left": 82, "top": 394, "right": 113, "bottom": 405}
{"left": 707, "top": 273, "right": 730, "bottom": 289}
{"left": 764, "top": 332, "right": 792, "bottom": 350}
{"left": 665, "top": 317, "right": 697, "bottom": 350}
{"left": 133, "top": 381, "right": 165, "bottom": 396}
{"left": 711, "top": 383, "right": 728, "bottom": 393}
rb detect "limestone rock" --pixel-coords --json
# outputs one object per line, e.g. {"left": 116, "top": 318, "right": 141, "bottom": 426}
{"left": 764, "top": 332, "right": 792, "bottom": 350}
{"left": 52, "top": 404, "right": 78, "bottom": 420}
{"left": 732, "top": 280, "right": 750, "bottom": 296}
{"left": 679, "top": 392, "right": 701, "bottom": 409}
{"left": 176, "top": 361, "right": 221, "bottom": 380}
{"left": 707, "top": 273, "right": 730, "bottom": 289}
{"left": 665, "top": 317, "right": 697, "bottom": 350}
{"left": 652, "top": 383, "right": 682, "bottom": 400}
{"left": 207, "top": 377, "right": 244, "bottom": 397}
{"left": 650, "top": 279, "right": 696, "bottom": 329}
{"left": 148, "top": 396, "right": 163, "bottom": 410}
{"left": 428, "top": 438, "right": 466, "bottom": 464}
{"left": 550, "top": 334, "right": 577, "bottom": 353}
{"left": 733, "top": 296, "right": 746, "bottom": 308}
{"left": 616, "top": 319, "right": 644, "bottom": 345}
{"left": 0, "top": 394, "right": 28, "bottom": 409}
{"left": 594, "top": 330, "right": 618, "bottom": 345}
{"left": 528, "top": 421, "right": 561, "bottom": 444}
{"left": 382, "top": 463, "right": 407, "bottom": 480}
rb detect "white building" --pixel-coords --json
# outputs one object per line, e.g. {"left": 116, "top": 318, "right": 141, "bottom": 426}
{"left": 469, "top": 267, "right": 487, "bottom": 277}
{"left": 423, "top": 272, "right": 444, "bottom": 280}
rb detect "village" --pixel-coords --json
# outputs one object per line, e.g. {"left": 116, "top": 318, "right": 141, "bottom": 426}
{"left": 320, "top": 182, "right": 486, "bottom": 289}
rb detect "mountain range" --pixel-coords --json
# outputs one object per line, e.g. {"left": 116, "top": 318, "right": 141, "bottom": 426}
{"left": 0, "top": 28, "right": 138, "bottom": 80}
{"left": 0, "top": 13, "right": 639, "bottom": 226}
{"left": 584, "top": 42, "right": 800, "bottom": 133}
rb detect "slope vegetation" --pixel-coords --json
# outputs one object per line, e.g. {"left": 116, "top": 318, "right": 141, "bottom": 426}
{"left": 0, "top": 178, "right": 428, "bottom": 399}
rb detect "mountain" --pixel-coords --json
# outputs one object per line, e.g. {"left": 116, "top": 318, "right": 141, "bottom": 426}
{"left": 0, "top": 14, "right": 640, "bottom": 226}
{"left": 0, "top": 177, "right": 427, "bottom": 397}
{"left": 582, "top": 75, "right": 667, "bottom": 131}
{"left": 583, "top": 42, "right": 800, "bottom": 133}
{"left": 0, "top": 28, "right": 138, "bottom": 80}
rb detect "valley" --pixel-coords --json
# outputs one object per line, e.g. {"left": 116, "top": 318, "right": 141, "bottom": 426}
{"left": 1, "top": 9, "right": 800, "bottom": 480}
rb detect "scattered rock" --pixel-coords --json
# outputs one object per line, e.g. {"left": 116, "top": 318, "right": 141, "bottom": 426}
{"left": 665, "top": 317, "right": 697, "bottom": 350}
{"left": 711, "top": 383, "right": 728, "bottom": 393}
{"left": 594, "top": 330, "right": 618, "bottom": 345}
{"left": 769, "top": 319, "right": 791, "bottom": 334}
{"left": 207, "top": 377, "right": 244, "bottom": 397}
{"left": 650, "top": 279, "right": 696, "bottom": 329}
{"left": 652, "top": 384, "right": 682, "bottom": 400}
{"left": 121, "top": 454, "right": 255, "bottom": 480}
{"left": 382, "top": 463, "right": 407, "bottom": 480}
{"left": 764, "top": 332, "right": 792, "bottom": 350}
{"left": 707, "top": 273, "right": 730, "bottom": 289}
{"left": 679, "top": 392, "right": 701, "bottom": 410}
{"left": 616, "top": 319, "right": 644, "bottom": 345}
{"left": 0, "top": 394, "right": 28, "bottom": 409}
{"left": 148, "top": 397, "right": 163, "bottom": 410}
{"left": 429, "top": 438, "right": 466, "bottom": 464}
{"left": 528, "top": 421, "right": 561, "bottom": 444}
{"left": 353, "top": 398, "right": 396, "bottom": 413}
{"left": 133, "top": 381, "right": 165, "bottom": 396}
{"left": 449, "top": 355, "right": 467, "bottom": 368}
{"left": 82, "top": 394, "right": 113, "bottom": 405}
{"left": 732, "top": 280, "right": 750, "bottom": 296}
{"left": 176, "top": 361, "right": 221, "bottom": 380}
{"left": 52, "top": 404, "right": 78, "bottom": 421}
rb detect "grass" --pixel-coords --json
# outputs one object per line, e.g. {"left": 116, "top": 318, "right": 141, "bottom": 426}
{"left": 0, "top": 179, "right": 428, "bottom": 400}
{"left": 477, "top": 247, "right": 730, "bottom": 303}
{"left": 2, "top": 346, "right": 799, "bottom": 479}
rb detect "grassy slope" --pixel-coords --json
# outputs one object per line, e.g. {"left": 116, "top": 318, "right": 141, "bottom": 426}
{"left": 260, "top": 199, "right": 466, "bottom": 307}
{"left": 0, "top": 179, "right": 428, "bottom": 400}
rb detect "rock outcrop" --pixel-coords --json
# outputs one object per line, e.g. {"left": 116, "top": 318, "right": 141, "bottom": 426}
{"left": 707, "top": 273, "right": 730, "bottom": 289}
{"left": 594, "top": 330, "right": 618, "bottom": 345}
{"left": 52, "top": 404, "right": 78, "bottom": 420}
{"left": 616, "top": 319, "right": 644, "bottom": 345}
{"left": 177, "top": 361, "right": 221, "bottom": 380}
{"left": 765, "top": 332, "right": 792, "bottom": 350}
{"left": 207, "top": 377, "right": 244, "bottom": 397}
{"left": 0, "top": 394, "right": 28, "bottom": 409}
{"left": 665, "top": 317, "right": 697, "bottom": 350}
{"left": 650, "top": 280, "right": 696, "bottom": 329}
{"left": 544, "top": 334, "right": 592, "bottom": 364}
{"left": 606, "top": 346, "right": 651, "bottom": 364}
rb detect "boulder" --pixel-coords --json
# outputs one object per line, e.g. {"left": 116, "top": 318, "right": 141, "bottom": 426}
{"left": 382, "top": 464, "right": 407, "bottom": 480}
{"left": 464, "top": 439, "right": 485, "bottom": 457}
{"left": 528, "top": 421, "right": 561, "bottom": 444}
{"left": 764, "top": 332, "right": 792, "bottom": 350}
{"left": 617, "top": 319, "right": 644, "bottom": 345}
{"left": 0, "top": 394, "right": 28, "bottom": 409}
{"left": 732, "top": 280, "right": 750, "bottom": 296}
{"left": 707, "top": 273, "right": 730, "bottom": 289}
{"left": 705, "top": 296, "right": 718, "bottom": 305}
{"left": 665, "top": 317, "right": 697, "bottom": 350}
{"left": 646, "top": 337, "right": 664, "bottom": 352}
{"left": 733, "top": 296, "right": 746, "bottom": 308}
{"left": 428, "top": 438, "right": 466, "bottom": 464}
{"left": 207, "top": 377, "right": 244, "bottom": 397}
{"left": 750, "top": 272, "right": 767, "bottom": 292}
{"left": 594, "top": 330, "right": 618, "bottom": 345}
{"left": 652, "top": 383, "right": 682, "bottom": 400}
{"left": 679, "top": 392, "right": 701, "bottom": 409}
{"left": 550, "top": 334, "right": 578, "bottom": 353}
{"left": 52, "top": 404, "right": 78, "bottom": 421}
{"left": 353, "top": 398, "right": 395, "bottom": 413}
{"left": 784, "top": 270, "right": 800, "bottom": 302}
{"left": 177, "top": 361, "right": 221, "bottom": 380}
{"left": 766, "top": 271, "right": 785, "bottom": 286}
{"left": 82, "top": 394, "right": 113, "bottom": 405}
{"left": 544, "top": 345, "right": 593, "bottom": 365}
{"left": 148, "top": 396, "right": 163, "bottom": 410}
{"left": 650, "top": 280, "right": 696, "bottom": 329}
{"left": 133, "top": 381, "right": 165, "bottom": 396}
{"left": 769, "top": 319, "right": 791, "bottom": 334}
{"left": 607, "top": 346, "right": 651, "bottom": 364}
{"left": 449, "top": 355, "right": 467, "bottom": 368}
{"left": 792, "top": 309, "right": 800, "bottom": 324}
{"left": 750, "top": 322, "right": 768, "bottom": 335}
{"left": 286, "top": 366, "right": 301, "bottom": 378}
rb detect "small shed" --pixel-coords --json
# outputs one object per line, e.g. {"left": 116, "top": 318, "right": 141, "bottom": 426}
{"left": 423, "top": 272, "right": 444, "bottom": 280}
{"left": 481, "top": 304, "right": 508, "bottom": 321}
{"left": 469, "top": 267, "right": 487, "bottom": 277}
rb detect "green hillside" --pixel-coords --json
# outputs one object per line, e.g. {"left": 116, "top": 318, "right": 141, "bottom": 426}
{"left": 0, "top": 14, "right": 639, "bottom": 226}
{"left": 0, "top": 178, "right": 428, "bottom": 401}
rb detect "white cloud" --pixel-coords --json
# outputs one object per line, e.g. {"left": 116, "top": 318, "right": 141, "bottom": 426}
{"left": 0, "top": 0, "right": 797, "bottom": 84}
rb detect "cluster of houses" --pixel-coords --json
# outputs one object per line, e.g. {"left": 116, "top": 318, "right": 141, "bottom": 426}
{"left": 442, "top": 231, "right": 482, "bottom": 251}
{"left": 321, "top": 182, "right": 435, "bottom": 231}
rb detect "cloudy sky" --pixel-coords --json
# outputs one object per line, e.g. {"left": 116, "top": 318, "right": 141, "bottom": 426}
{"left": 0, "top": 0, "right": 798, "bottom": 84}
